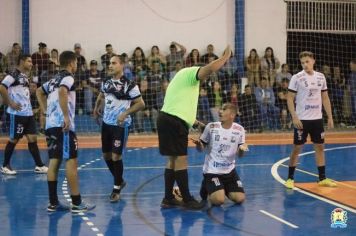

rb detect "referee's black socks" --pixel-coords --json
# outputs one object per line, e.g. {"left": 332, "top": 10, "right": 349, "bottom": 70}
{"left": 174, "top": 169, "right": 192, "bottom": 202}
{"left": 105, "top": 159, "right": 115, "bottom": 176}
{"left": 113, "top": 159, "right": 123, "bottom": 186}
{"left": 48, "top": 181, "right": 58, "bottom": 205}
{"left": 164, "top": 169, "right": 175, "bottom": 199}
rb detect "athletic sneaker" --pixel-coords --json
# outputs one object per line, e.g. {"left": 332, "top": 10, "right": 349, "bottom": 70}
{"left": 1, "top": 165, "right": 17, "bottom": 175}
{"left": 160, "top": 198, "right": 182, "bottom": 208}
{"left": 182, "top": 197, "right": 205, "bottom": 210}
{"left": 47, "top": 202, "right": 70, "bottom": 212}
{"left": 109, "top": 181, "right": 127, "bottom": 203}
{"left": 285, "top": 178, "right": 294, "bottom": 189}
{"left": 34, "top": 166, "right": 48, "bottom": 174}
{"left": 71, "top": 201, "right": 96, "bottom": 213}
{"left": 318, "top": 178, "right": 337, "bottom": 187}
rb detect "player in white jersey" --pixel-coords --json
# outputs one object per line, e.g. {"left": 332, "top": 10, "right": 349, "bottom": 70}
{"left": 93, "top": 55, "right": 145, "bottom": 202}
{"left": 0, "top": 54, "right": 47, "bottom": 175}
{"left": 285, "top": 51, "right": 336, "bottom": 189}
{"left": 192, "top": 103, "right": 249, "bottom": 206}
{"left": 37, "top": 51, "right": 95, "bottom": 212}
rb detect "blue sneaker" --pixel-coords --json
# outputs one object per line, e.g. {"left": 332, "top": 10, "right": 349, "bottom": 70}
{"left": 47, "top": 202, "right": 70, "bottom": 212}
{"left": 71, "top": 201, "right": 96, "bottom": 213}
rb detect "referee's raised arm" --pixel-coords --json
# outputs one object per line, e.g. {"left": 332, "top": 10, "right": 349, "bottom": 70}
{"left": 197, "top": 45, "right": 232, "bottom": 82}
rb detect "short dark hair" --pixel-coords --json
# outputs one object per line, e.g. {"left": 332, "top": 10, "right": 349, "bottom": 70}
{"left": 223, "top": 103, "right": 237, "bottom": 115}
{"left": 13, "top": 42, "right": 20, "bottom": 47}
{"left": 245, "top": 84, "right": 251, "bottom": 89}
{"left": 106, "top": 44, "right": 112, "bottom": 48}
{"left": 17, "top": 54, "right": 31, "bottom": 65}
{"left": 59, "top": 51, "right": 77, "bottom": 67}
{"left": 38, "top": 42, "right": 47, "bottom": 48}
{"left": 299, "top": 51, "right": 314, "bottom": 59}
{"left": 111, "top": 54, "right": 125, "bottom": 64}
{"left": 281, "top": 78, "right": 289, "bottom": 83}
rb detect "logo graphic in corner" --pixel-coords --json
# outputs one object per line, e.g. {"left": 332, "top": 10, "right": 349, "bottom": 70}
{"left": 330, "top": 208, "right": 348, "bottom": 228}
{"left": 114, "top": 140, "right": 121, "bottom": 147}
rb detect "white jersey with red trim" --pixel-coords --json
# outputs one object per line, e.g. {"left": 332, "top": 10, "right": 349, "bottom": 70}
{"left": 200, "top": 122, "right": 245, "bottom": 174}
{"left": 288, "top": 70, "right": 327, "bottom": 120}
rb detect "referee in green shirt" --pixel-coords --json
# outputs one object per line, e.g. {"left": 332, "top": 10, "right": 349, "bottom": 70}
{"left": 157, "top": 45, "right": 232, "bottom": 210}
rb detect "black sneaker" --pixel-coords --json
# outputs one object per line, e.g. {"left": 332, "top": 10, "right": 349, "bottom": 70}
{"left": 109, "top": 192, "right": 121, "bottom": 203}
{"left": 160, "top": 198, "right": 182, "bottom": 208}
{"left": 183, "top": 197, "right": 205, "bottom": 210}
{"left": 47, "top": 202, "right": 70, "bottom": 212}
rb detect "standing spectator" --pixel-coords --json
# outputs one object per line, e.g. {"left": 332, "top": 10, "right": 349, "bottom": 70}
{"left": 73, "top": 43, "right": 87, "bottom": 115}
{"left": 31, "top": 42, "right": 50, "bottom": 77}
{"left": 83, "top": 60, "right": 102, "bottom": 115}
{"left": 121, "top": 53, "right": 134, "bottom": 81}
{"left": 245, "top": 49, "right": 261, "bottom": 87}
{"left": 166, "top": 41, "right": 186, "bottom": 72}
{"left": 147, "top": 45, "right": 166, "bottom": 72}
{"left": 260, "top": 47, "right": 280, "bottom": 87}
{"left": 208, "top": 81, "right": 224, "bottom": 122}
{"left": 157, "top": 45, "right": 232, "bottom": 210}
{"left": 330, "top": 66, "right": 346, "bottom": 125}
{"left": 254, "top": 77, "right": 280, "bottom": 130}
{"left": 101, "top": 44, "right": 116, "bottom": 74}
{"left": 49, "top": 49, "right": 60, "bottom": 71}
{"left": 0, "top": 54, "right": 48, "bottom": 175}
{"left": 93, "top": 55, "right": 145, "bottom": 202}
{"left": 285, "top": 51, "right": 335, "bottom": 189}
{"left": 6, "top": 43, "right": 22, "bottom": 73}
{"left": 0, "top": 51, "right": 6, "bottom": 75}
{"left": 201, "top": 44, "right": 219, "bottom": 65}
{"left": 36, "top": 51, "right": 95, "bottom": 212}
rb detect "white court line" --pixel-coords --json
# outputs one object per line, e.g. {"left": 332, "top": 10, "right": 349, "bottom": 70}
{"left": 259, "top": 210, "right": 299, "bottom": 228}
{"left": 271, "top": 145, "right": 356, "bottom": 214}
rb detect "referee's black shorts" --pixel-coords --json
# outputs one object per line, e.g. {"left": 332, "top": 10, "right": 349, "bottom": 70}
{"left": 294, "top": 119, "right": 325, "bottom": 145}
{"left": 157, "top": 112, "right": 189, "bottom": 156}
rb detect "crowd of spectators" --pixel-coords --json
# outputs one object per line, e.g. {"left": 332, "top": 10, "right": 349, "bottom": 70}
{"left": 1, "top": 42, "right": 355, "bottom": 134}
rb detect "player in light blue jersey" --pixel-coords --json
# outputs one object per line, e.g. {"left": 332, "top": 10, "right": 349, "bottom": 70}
{"left": 93, "top": 55, "right": 145, "bottom": 202}
{"left": 37, "top": 51, "right": 95, "bottom": 213}
{"left": 0, "top": 54, "right": 47, "bottom": 175}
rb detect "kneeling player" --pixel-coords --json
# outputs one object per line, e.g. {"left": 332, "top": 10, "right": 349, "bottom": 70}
{"left": 193, "top": 103, "right": 248, "bottom": 206}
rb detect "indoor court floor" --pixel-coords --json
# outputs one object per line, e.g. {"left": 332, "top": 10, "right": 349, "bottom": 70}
{"left": 0, "top": 134, "right": 355, "bottom": 236}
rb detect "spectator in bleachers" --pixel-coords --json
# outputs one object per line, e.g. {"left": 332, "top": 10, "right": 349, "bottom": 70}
{"left": 39, "top": 61, "right": 58, "bottom": 85}
{"left": 330, "top": 66, "right": 346, "bottom": 125}
{"left": 49, "top": 49, "right": 60, "bottom": 71}
{"left": 147, "top": 45, "right": 166, "bottom": 72}
{"left": 156, "top": 79, "right": 169, "bottom": 111}
{"left": 166, "top": 41, "right": 186, "bottom": 72}
{"left": 276, "top": 63, "right": 292, "bottom": 86}
{"left": 101, "top": 44, "right": 116, "bottom": 75}
{"left": 277, "top": 78, "right": 290, "bottom": 130}
{"left": 0, "top": 51, "right": 5, "bottom": 75}
{"left": 208, "top": 81, "right": 224, "bottom": 122}
{"left": 185, "top": 49, "right": 202, "bottom": 67}
{"left": 201, "top": 44, "right": 219, "bottom": 65}
{"left": 255, "top": 77, "right": 280, "bottom": 130}
{"left": 219, "top": 52, "right": 238, "bottom": 93}
{"left": 197, "top": 86, "right": 212, "bottom": 124}
{"left": 348, "top": 59, "right": 356, "bottom": 125}
{"left": 238, "top": 85, "right": 260, "bottom": 132}
{"left": 146, "top": 61, "right": 166, "bottom": 92}
{"left": 224, "top": 83, "right": 241, "bottom": 123}
{"left": 168, "top": 61, "right": 182, "bottom": 81}
{"left": 6, "top": 43, "right": 22, "bottom": 73}
{"left": 260, "top": 47, "right": 280, "bottom": 88}
{"left": 121, "top": 53, "right": 134, "bottom": 81}
{"left": 83, "top": 60, "right": 102, "bottom": 115}
{"left": 135, "top": 80, "right": 158, "bottom": 133}
{"left": 245, "top": 48, "right": 261, "bottom": 87}
{"left": 131, "top": 47, "right": 148, "bottom": 81}
{"left": 74, "top": 43, "right": 87, "bottom": 115}
{"left": 31, "top": 42, "right": 50, "bottom": 77}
